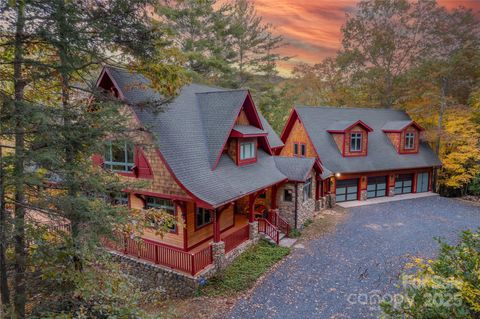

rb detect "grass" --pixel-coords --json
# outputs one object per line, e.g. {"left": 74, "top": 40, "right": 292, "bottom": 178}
{"left": 200, "top": 240, "right": 290, "bottom": 296}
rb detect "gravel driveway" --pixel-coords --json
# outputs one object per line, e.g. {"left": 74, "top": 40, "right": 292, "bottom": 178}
{"left": 229, "top": 196, "right": 480, "bottom": 319}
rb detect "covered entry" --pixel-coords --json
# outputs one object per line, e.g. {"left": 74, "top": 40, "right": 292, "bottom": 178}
{"left": 416, "top": 172, "right": 429, "bottom": 193}
{"left": 367, "top": 176, "right": 387, "bottom": 198}
{"left": 395, "top": 174, "right": 413, "bottom": 194}
{"left": 336, "top": 179, "right": 358, "bottom": 202}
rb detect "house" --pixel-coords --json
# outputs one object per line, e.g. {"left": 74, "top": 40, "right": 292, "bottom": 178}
{"left": 94, "top": 66, "right": 322, "bottom": 280}
{"left": 280, "top": 106, "right": 442, "bottom": 205}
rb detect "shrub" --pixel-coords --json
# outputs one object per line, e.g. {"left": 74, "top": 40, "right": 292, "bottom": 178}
{"left": 468, "top": 174, "right": 480, "bottom": 196}
{"left": 381, "top": 229, "right": 480, "bottom": 319}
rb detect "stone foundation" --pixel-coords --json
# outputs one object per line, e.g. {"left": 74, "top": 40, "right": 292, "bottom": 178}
{"left": 110, "top": 252, "right": 201, "bottom": 298}
{"left": 249, "top": 221, "right": 260, "bottom": 242}
{"left": 212, "top": 241, "right": 226, "bottom": 270}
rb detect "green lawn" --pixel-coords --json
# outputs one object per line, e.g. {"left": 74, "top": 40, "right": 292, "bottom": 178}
{"left": 200, "top": 240, "right": 290, "bottom": 296}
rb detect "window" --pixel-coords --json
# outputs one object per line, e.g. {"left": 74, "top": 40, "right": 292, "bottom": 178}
{"left": 283, "top": 189, "right": 293, "bottom": 202}
{"left": 258, "top": 192, "right": 266, "bottom": 199}
{"left": 405, "top": 132, "right": 415, "bottom": 150}
{"left": 301, "top": 144, "right": 306, "bottom": 156}
{"left": 145, "top": 196, "right": 176, "bottom": 232}
{"left": 196, "top": 208, "right": 212, "bottom": 228}
{"left": 350, "top": 132, "right": 362, "bottom": 152}
{"left": 293, "top": 143, "right": 299, "bottom": 155}
{"left": 303, "top": 178, "right": 312, "bottom": 202}
{"left": 104, "top": 141, "right": 134, "bottom": 172}
{"left": 112, "top": 192, "right": 129, "bottom": 206}
{"left": 240, "top": 141, "right": 256, "bottom": 160}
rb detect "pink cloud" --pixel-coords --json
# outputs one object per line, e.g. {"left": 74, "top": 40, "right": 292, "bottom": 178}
{"left": 252, "top": 0, "right": 480, "bottom": 74}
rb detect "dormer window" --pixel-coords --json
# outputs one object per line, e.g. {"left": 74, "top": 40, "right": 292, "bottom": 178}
{"left": 104, "top": 141, "right": 134, "bottom": 172}
{"left": 350, "top": 132, "right": 363, "bottom": 152}
{"left": 405, "top": 132, "right": 415, "bottom": 150}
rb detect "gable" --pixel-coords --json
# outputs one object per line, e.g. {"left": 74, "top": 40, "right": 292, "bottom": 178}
{"left": 280, "top": 116, "right": 317, "bottom": 159}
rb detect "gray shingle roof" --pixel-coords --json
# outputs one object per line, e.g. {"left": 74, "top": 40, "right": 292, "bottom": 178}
{"left": 382, "top": 120, "right": 414, "bottom": 131}
{"left": 295, "top": 106, "right": 442, "bottom": 174}
{"left": 259, "top": 113, "right": 284, "bottom": 148}
{"left": 105, "top": 66, "right": 288, "bottom": 207}
{"left": 274, "top": 157, "right": 315, "bottom": 182}
{"left": 328, "top": 120, "right": 358, "bottom": 131}
{"left": 232, "top": 125, "right": 266, "bottom": 135}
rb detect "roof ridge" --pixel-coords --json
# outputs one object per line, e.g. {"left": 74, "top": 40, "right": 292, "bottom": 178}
{"left": 196, "top": 88, "right": 248, "bottom": 94}
{"left": 295, "top": 105, "right": 406, "bottom": 112}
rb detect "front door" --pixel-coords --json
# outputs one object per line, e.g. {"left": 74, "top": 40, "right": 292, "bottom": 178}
{"left": 336, "top": 179, "right": 359, "bottom": 202}
{"left": 416, "top": 172, "right": 429, "bottom": 193}
{"left": 395, "top": 174, "right": 413, "bottom": 194}
{"left": 367, "top": 176, "right": 387, "bottom": 199}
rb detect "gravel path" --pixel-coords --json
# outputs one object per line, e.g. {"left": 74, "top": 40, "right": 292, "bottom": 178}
{"left": 229, "top": 196, "right": 480, "bottom": 319}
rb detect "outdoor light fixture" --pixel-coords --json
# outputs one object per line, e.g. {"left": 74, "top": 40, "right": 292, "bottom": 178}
{"left": 335, "top": 172, "right": 341, "bottom": 177}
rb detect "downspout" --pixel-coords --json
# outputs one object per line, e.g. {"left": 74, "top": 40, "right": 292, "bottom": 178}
{"left": 294, "top": 182, "right": 298, "bottom": 229}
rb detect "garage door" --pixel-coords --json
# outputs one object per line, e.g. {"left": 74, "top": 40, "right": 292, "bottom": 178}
{"left": 336, "top": 179, "right": 358, "bottom": 202}
{"left": 395, "top": 174, "right": 413, "bottom": 194}
{"left": 416, "top": 172, "right": 429, "bottom": 193}
{"left": 367, "top": 176, "right": 387, "bottom": 199}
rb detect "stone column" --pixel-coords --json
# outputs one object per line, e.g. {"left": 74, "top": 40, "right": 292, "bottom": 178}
{"left": 249, "top": 221, "right": 259, "bottom": 243}
{"left": 360, "top": 189, "right": 368, "bottom": 201}
{"left": 388, "top": 187, "right": 395, "bottom": 197}
{"left": 212, "top": 241, "right": 226, "bottom": 270}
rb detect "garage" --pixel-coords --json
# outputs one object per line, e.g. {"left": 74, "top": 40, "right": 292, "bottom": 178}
{"left": 417, "top": 172, "right": 429, "bottom": 193}
{"left": 395, "top": 174, "right": 413, "bottom": 194}
{"left": 336, "top": 179, "right": 359, "bottom": 202}
{"left": 367, "top": 176, "right": 387, "bottom": 199}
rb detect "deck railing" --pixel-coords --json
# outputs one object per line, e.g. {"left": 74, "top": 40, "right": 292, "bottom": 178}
{"left": 223, "top": 224, "right": 249, "bottom": 253}
{"left": 103, "top": 233, "right": 213, "bottom": 276}
{"left": 257, "top": 218, "right": 280, "bottom": 244}
{"left": 268, "top": 210, "right": 290, "bottom": 237}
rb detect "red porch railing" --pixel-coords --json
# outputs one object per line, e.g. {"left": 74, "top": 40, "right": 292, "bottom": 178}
{"left": 258, "top": 218, "right": 280, "bottom": 244}
{"left": 104, "top": 233, "right": 213, "bottom": 276}
{"left": 268, "top": 210, "right": 290, "bottom": 237}
{"left": 223, "top": 224, "right": 249, "bottom": 253}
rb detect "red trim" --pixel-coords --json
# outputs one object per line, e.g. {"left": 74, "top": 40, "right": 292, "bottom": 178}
{"left": 212, "top": 91, "right": 270, "bottom": 169}
{"left": 280, "top": 108, "right": 297, "bottom": 143}
{"left": 348, "top": 131, "right": 364, "bottom": 153}
{"left": 134, "top": 146, "right": 154, "bottom": 179}
{"left": 142, "top": 237, "right": 185, "bottom": 251}
{"left": 382, "top": 121, "right": 425, "bottom": 133}
{"left": 97, "top": 67, "right": 126, "bottom": 101}
{"left": 237, "top": 138, "right": 258, "bottom": 166}
{"left": 128, "top": 189, "right": 192, "bottom": 203}
{"left": 187, "top": 223, "right": 235, "bottom": 251}
{"left": 230, "top": 130, "right": 268, "bottom": 138}
{"left": 399, "top": 130, "right": 419, "bottom": 154}
{"left": 153, "top": 149, "right": 215, "bottom": 209}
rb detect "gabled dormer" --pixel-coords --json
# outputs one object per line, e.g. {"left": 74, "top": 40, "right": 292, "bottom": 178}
{"left": 225, "top": 97, "right": 272, "bottom": 166}
{"left": 327, "top": 120, "right": 373, "bottom": 157}
{"left": 382, "top": 121, "right": 424, "bottom": 154}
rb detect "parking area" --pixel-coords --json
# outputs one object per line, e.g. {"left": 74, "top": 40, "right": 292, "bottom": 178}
{"left": 229, "top": 196, "right": 480, "bottom": 319}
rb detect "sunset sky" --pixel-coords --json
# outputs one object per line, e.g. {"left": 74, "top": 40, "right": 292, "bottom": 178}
{"left": 252, "top": 0, "right": 480, "bottom": 74}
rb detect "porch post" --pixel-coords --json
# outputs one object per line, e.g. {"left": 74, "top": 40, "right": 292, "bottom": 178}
{"left": 248, "top": 193, "right": 255, "bottom": 223}
{"left": 213, "top": 208, "right": 221, "bottom": 243}
{"left": 271, "top": 185, "right": 278, "bottom": 210}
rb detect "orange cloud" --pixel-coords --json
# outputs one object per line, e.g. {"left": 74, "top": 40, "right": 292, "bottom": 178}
{"left": 252, "top": 0, "right": 480, "bottom": 74}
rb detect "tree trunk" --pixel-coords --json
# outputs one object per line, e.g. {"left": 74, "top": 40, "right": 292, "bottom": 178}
{"left": 433, "top": 78, "right": 448, "bottom": 194}
{"left": 13, "top": 1, "right": 27, "bottom": 317}
{"left": 0, "top": 145, "right": 11, "bottom": 315}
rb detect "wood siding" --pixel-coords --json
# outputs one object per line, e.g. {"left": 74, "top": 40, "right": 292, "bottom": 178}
{"left": 129, "top": 193, "right": 185, "bottom": 249}
{"left": 187, "top": 205, "right": 234, "bottom": 248}
{"left": 280, "top": 118, "right": 316, "bottom": 158}
{"left": 236, "top": 109, "right": 250, "bottom": 125}
{"left": 344, "top": 125, "right": 368, "bottom": 157}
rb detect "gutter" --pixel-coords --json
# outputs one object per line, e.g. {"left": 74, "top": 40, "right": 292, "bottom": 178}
{"left": 294, "top": 182, "right": 298, "bottom": 229}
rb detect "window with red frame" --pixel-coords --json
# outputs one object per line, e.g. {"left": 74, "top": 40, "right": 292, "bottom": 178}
{"left": 405, "top": 132, "right": 415, "bottom": 150}
{"left": 293, "top": 143, "right": 299, "bottom": 156}
{"left": 196, "top": 208, "right": 212, "bottom": 228}
{"left": 350, "top": 132, "right": 362, "bottom": 152}
{"left": 239, "top": 140, "right": 256, "bottom": 161}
